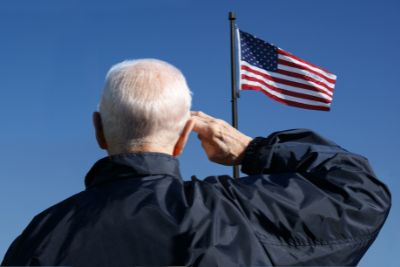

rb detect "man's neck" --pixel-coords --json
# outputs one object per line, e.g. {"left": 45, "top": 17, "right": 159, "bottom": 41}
{"left": 107, "top": 143, "right": 174, "bottom": 156}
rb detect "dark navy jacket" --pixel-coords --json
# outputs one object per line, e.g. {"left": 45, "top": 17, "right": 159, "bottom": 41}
{"left": 1, "top": 129, "right": 391, "bottom": 266}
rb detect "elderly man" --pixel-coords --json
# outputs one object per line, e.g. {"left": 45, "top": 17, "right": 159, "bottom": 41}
{"left": 2, "top": 59, "right": 391, "bottom": 266}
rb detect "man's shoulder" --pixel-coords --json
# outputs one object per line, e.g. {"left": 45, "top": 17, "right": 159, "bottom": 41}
{"left": 4, "top": 189, "right": 90, "bottom": 261}
{"left": 28, "top": 189, "right": 88, "bottom": 229}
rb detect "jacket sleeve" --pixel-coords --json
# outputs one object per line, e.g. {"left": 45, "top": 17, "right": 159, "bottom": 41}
{"left": 232, "top": 129, "right": 391, "bottom": 266}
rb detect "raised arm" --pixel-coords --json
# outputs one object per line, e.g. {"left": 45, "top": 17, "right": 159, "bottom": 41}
{"left": 191, "top": 111, "right": 391, "bottom": 266}
{"left": 239, "top": 129, "right": 391, "bottom": 265}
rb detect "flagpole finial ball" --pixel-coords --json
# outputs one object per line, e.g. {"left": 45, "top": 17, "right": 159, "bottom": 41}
{"left": 229, "top": 12, "right": 236, "bottom": 20}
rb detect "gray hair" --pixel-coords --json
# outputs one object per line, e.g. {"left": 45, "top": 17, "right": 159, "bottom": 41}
{"left": 99, "top": 59, "right": 192, "bottom": 153}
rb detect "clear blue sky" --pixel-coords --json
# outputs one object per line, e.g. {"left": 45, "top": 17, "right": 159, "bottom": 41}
{"left": 0, "top": 0, "right": 398, "bottom": 265}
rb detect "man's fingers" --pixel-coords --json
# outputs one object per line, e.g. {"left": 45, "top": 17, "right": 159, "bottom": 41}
{"left": 191, "top": 111, "right": 225, "bottom": 136}
{"left": 191, "top": 116, "right": 209, "bottom": 135}
{"left": 190, "top": 110, "right": 251, "bottom": 166}
{"left": 191, "top": 111, "right": 217, "bottom": 122}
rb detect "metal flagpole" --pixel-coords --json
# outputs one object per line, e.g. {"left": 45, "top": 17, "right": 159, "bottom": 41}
{"left": 229, "top": 11, "right": 240, "bottom": 179}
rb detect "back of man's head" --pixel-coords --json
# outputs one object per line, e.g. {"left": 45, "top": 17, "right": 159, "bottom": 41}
{"left": 99, "top": 59, "right": 192, "bottom": 154}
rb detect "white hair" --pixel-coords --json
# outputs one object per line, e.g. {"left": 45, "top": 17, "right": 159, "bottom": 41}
{"left": 99, "top": 59, "right": 192, "bottom": 153}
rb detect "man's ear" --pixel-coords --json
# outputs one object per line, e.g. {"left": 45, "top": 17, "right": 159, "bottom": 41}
{"left": 173, "top": 119, "right": 194, "bottom": 157}
{"left": 93, "top": 112, "right": 108, "bottom": 150}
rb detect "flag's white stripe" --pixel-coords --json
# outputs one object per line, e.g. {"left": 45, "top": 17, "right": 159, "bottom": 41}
{"left": 278, "top": 54, "right": 337, "bottom": 80}
{"left": 278, "top": 50, "right": 337, "bottom": 78}
{"left": 273, "top": 67, "right": 334, "bottom": 94}
{"left": 241, "top": 69, "right": 332, "bottom": 101}
{"left": 241, "top": 80, "right": 331, "bottom": 107}
{"left": 240, "top": 61, "right": 334, "bottom": 96}
{"left": 277, "top": 64, "right": 335, "bottom": 90}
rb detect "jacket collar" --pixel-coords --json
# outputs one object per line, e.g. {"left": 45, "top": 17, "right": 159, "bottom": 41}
{"left": 85, "top": 152, "right": 182, "bottom": 189}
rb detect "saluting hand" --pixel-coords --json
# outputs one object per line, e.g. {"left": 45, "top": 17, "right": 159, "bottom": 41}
{"left": 190, "top": 111, "right": 252, "bottom": 166}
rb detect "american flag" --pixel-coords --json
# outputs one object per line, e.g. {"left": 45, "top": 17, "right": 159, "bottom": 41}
{"left": 238, "top": 29, "right": 337, "bottom": 111}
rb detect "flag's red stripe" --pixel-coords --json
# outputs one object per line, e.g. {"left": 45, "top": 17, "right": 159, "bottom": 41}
{"left": 241, "top": 65, "right": 332, "bottom": 98}
{"left": 276, "top": 69, "right": 334, "bottom": 92}
{"left": 278, "top": 48, "right": 333, "bottom": 75}
{"left": 278, "top": 59, "right": 336, "bottom": 84}
{"left": 241, "top": 84, "right": 330, "bottom": 111}
{"left": 242, "top": 74, "right": 332, "bottom": 104}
